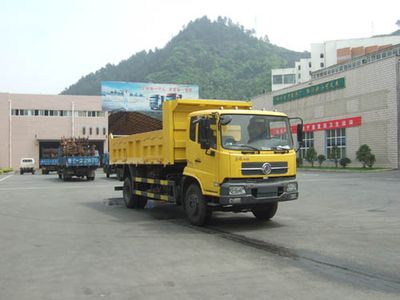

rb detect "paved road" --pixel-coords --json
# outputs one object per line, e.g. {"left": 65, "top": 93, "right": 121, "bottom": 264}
{"left": 0, "top": 171, "right": 399, "bottom": 299}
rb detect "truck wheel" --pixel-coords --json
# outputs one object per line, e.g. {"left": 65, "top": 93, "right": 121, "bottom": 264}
{"left": 184, "top": 183, "right": 212, "bottom": 226}
{"left": 58, "top": 173, "right": 62, "bottom": 179}
{"left": 32, "top": 170, "right": 35, "bottom": 175}
{"left": 251, "top": 203, "right": 278, "bottom": 221}
{"left": 106, "top": 170, "right": 110, "bottom": 178}
{"left": 123, "top": 178, "right": 147, "bottom": 209}
{"left": 20, "top": 170, "right": 23, "bottom": 175}
{"left": 62, "top": 170, "right": 68, "bottom": 182}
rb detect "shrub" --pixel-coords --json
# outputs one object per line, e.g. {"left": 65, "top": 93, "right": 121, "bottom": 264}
{"left": 356, "top": 144, "right": 374, "bottom": 168}
{"left": 366, "top": 154, "right": 376, "bottom": 168}
{"left": 339, "top": 157, "right": 351, "bottom": 168}
{"left": 317, "top": 154, "right": 326, "bottom": 167}
{"left": 329, "top": 146, "right": 341, "bottom": 168}
{"left": 296, "top": 157, "right": 303, "bottom": 167}
{"left": 305, "top": 147, "right": 317, "bottom": 167}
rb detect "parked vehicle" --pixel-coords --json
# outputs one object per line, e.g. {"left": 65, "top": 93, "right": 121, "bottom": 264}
{"left": 110, "top": 99, "right": 303, "bottom": 226}
{"left": 102, "top": 152, "right": 116, "bottom": 178}
{"left": 57, "top": 137, "right": 100, "bottom": 181}
{"left": 20, "top": 158, "right": 35, "bottom": 175}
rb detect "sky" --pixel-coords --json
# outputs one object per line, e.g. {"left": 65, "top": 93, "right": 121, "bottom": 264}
{"left": 1, "top": 0, "right": 399, "bottom": 94}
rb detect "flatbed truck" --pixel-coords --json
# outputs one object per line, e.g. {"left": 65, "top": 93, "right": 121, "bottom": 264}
{"left": 57, "top": 153, "right": 100, "bottom": 181}
{"left": 110, "top": 99, "right": 303, "bottom": 225}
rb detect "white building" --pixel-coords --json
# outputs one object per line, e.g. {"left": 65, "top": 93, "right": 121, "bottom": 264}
{"left": 272, "top": 35, "right": 400, "bottom": 91}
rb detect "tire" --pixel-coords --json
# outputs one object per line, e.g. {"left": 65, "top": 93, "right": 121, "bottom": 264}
{"left": 20, "top": 170, "right": 23, "bottom": 175}
{"left": 106, "top": 170, "right": 110, "bottom": 178}
{"left": 32, "top": 170, "right": 35, "bottom": 175}
{"left": 62, "top": 169, "right": 68, "bottom": 182}
{"left": 184, "top": 183, "right": 212, "bottom": 226}
{"left": 58, "top": 173, "right": 62, "bottom": 179}
{"left": 123, "top": 177, "right": 147, "bottom": 209}
{"left": 251, "top": 202, "right": 278, "bottom": 221}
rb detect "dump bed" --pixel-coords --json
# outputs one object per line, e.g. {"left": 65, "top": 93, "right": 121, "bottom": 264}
{"left": 109, "top": 99, "right": 251, "bottom": 165}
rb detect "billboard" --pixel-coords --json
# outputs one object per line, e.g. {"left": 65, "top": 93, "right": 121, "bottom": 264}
{"left": 101, "top": 81, "right": 199, "bottom": 111}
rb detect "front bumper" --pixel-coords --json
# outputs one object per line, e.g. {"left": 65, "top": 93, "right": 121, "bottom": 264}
{"left": 219, "top": 178, "right": 298, "bottom": 206}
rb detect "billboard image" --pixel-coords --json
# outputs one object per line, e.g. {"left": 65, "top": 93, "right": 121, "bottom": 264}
{"left": 101, "top": 81, "right": 199, "bottom": 111}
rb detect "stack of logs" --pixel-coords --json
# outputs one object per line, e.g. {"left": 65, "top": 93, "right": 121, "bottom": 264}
{"left": 60, "top": 137, "right": 96, "bottom": 156}
{"left": 42, "top": 148, "right": 58, "bottom": 158}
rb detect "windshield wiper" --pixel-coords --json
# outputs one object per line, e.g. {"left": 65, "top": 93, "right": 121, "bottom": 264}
{"left": 227, "top": 144, "right": 261, "bottom": 153}
{"left": 270, "top": 145, "right": 291, "bottom": 153}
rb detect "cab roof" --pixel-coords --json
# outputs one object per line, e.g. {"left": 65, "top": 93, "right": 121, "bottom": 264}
{"left": 189, "top": 109, "right": 288, "bottom": 118}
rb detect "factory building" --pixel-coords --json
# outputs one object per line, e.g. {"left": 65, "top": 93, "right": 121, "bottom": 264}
{"left": 254, "top": 44, "right": 400, "bottom": 168}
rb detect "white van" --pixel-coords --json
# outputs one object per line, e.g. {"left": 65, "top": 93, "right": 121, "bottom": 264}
{"left": 20, "top": 158, "right": 35, "bottom": 175}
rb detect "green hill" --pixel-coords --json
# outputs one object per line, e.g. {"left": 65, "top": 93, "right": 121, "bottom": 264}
{"left": 61, "top": 16, "right": 308, "bottom": 99}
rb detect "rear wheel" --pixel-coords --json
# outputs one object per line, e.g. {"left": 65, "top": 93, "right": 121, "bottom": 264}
{"left": 184, "top": 183, "right": 212, "bottom": 226}
{"left": 58, "top": 173, "right": 62, "bottom": 179}
{"left": 20, "top": 169, "right": 23, "bottom": 175}
{"left": 123, "top": 177, "right": 147, "bottom": 209}
{"left": 251, "top": 202, "right": 278, "bottom": 221}
{"left": 62, "top": 169, "right": 69, "bottom": 182}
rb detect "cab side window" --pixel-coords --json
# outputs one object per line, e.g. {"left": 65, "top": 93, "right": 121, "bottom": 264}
{"left": 189, "top": 117, "right": 196, "bottom": 142}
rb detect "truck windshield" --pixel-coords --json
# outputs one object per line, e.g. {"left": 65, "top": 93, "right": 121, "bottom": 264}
{"left": 219, "top": 114, "right": 293, "bottom": 151}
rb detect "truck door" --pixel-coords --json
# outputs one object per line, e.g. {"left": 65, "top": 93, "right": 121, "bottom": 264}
{"left": 186, "top": 116, "right": 219, "bottom": 194}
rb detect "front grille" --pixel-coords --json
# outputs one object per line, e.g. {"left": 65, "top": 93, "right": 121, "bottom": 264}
{"left": 241, "top": 162, "right": 288, "bottom": 175}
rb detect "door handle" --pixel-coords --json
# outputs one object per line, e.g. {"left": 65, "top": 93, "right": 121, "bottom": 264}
{"left": 195, "top": 158, "right": 201, "bottom": 163}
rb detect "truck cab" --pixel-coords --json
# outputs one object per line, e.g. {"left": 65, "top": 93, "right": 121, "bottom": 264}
{"left": 182, "top": 109, "right": 301, "bottom": 224}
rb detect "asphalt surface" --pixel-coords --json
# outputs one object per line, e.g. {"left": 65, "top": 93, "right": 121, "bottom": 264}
{"left": 0, "top": 170, "right": 399, "bottom": 299}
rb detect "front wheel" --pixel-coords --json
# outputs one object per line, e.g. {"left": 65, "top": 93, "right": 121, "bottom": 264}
{"left": 184, "top": 183, "right": 212, "bottom": 226}
{"left": 251, "top": 202, "right": 278, "bottom": 221}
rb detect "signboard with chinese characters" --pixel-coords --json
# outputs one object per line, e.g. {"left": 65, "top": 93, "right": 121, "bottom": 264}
{"left": 273, "top": 77, "right": 345, "bottom": 105}
{"left": 289, "top": 116, "right": 362, "bottom": 134}
{"left": 101, "top": 81, "right": 199, "bottom": 111}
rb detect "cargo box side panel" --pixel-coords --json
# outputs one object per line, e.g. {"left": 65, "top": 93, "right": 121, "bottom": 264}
{"left": 110, "top": 130, "right": 165, "bottom": 165}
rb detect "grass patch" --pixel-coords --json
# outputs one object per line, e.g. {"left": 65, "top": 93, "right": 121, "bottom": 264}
{"left": 298, "top": 166, "right": 389, "bottom": 172}
{"left": 0, "top": 168, "right": 13, "bottom": 174}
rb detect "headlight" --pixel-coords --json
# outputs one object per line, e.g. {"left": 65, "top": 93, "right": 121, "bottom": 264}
{"left": 229, "top": 186, "right": 246, "bottom": 195}
{"left": 286, "top": 182, "right": 297, "bottom": 192}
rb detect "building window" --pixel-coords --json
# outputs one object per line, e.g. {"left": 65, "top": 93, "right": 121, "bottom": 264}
{"left": 320, "top": 53, "right": 324, "bottom": 58}
{"left": 103, "top": 127, "right": 106, "bottom": 135}
{"left": 283, "top": 74, "right": 295, "bottom": 84}
{"left": 298, "top": 65, "right": 301, "bottom": 70}
{"left": 308, "top": 62, "right": 312, "bottom": 68}
{"left": 326, "top": 128, "right": 346, "bottom": 159}
{"left": 89, "top": 127, "right": 93, "bottom": 135}
{"left": 82, "top": 127, "right": 86, "bottom": 135}
{"left": 320, "top": 62, "right": 324, "bottom": 68}
{"left": 298, "top": 74, "right": 301, "bottom": 79}
{"left": 301, "top": 132, "right": 314, "bottom": 158}
{"left": 96, "top": 127, "right": 99, "bottom": 135}
{"left": 272, "top": 75, "right": 283, "bottom": 84}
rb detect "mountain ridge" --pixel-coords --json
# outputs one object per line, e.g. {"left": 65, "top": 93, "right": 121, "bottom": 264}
{"left": 61, "top": 16, "right": 309, "bottom": 99}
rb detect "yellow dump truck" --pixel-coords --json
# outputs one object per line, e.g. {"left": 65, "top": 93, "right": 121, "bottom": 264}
{"left": 110, "top": 99, "right": 303, "bottom": 225}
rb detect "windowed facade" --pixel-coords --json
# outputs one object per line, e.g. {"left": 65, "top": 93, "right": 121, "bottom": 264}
{"left": 326, "top": 128, "right": 346, "bottom": 158}
{"left": 11, "top": 109, "right": 104, "bottom": 117}
{"left": 283, "top": 74, "right": 295, "bottom": 84}
{"left": 272, "top": 75, "right": 283, "bottom": 84}
{"left": 301, "top": 132, "right": 314, "bottom": 158}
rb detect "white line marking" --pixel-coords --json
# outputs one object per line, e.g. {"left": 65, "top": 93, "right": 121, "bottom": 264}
{"left": 0, "top": 185, "right": 112, "bottom": 191}
{"left": 0, "top": 175, "right": 13, "bottom": 182}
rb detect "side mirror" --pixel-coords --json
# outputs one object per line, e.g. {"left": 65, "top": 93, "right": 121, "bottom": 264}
{"left": 297, "top": 123, "right": 304, "bottom": 147}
